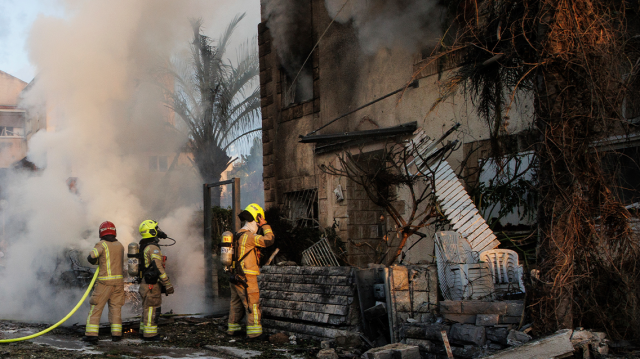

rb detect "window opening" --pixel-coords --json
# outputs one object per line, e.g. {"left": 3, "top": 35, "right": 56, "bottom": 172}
{"left": 282, "top": 188, "right": 318, "bottom": 229}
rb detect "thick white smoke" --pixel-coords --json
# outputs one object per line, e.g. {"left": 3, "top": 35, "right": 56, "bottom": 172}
{"left": 324, "top": 0, "right": 444, "bottom": 54}
{"left": 0, "top": 0, "right": 259, "bottom": 323}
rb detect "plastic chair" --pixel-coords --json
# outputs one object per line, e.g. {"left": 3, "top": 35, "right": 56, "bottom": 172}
{"left": 479, "top": 249, "right": 525, "bottom": 294}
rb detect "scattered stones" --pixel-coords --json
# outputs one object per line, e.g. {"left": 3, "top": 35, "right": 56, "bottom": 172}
{"left": 321, "top": 340, "right": 335, "bottom": 349}
{"left": 268, "top": 332, "right": 289, "bottom": 344}
{"left": 486, "top": 327, "right": 509, "bottom": 345}
{"left": 506, "top": 329, "right": 532, "bottom": 346}
{"left": 362, "top": 343, "right": 420, "bottom": 359}
{"left": 449, "top": 323, "right": 486, "bottom": 346}
{"left": 317, "top": 348, "right": 338, "bottom": 359}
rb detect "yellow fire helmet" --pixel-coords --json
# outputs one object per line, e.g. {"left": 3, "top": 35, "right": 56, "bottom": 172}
{"left": 245, "top": 203, "right": 265, "bottom": 222}
{"left": 139, "top": 219, "right": 159, "bottom": 239}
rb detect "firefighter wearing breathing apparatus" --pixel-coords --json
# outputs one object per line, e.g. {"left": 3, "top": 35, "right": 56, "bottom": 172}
{"left": 222, "top": 203, "right": 274, "bottom": 340}
{"left": 137, "top": 220, "right": 174, "bottom": 341}
{"left": 82, "top": 221, "right": 125, "bottom": 343}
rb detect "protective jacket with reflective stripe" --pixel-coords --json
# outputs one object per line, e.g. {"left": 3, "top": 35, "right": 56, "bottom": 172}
{"left": 142, "top": 244, "right": 171, "bottom": 287}
{"left": 90, "top": 239, "right": 124, "bottom": 285}
{"left": 236, "top": 225, "right": 275, "bottom": 275}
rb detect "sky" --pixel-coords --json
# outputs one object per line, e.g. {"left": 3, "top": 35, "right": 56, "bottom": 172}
{"left": 0, "top": 0, "right": 261, "bottom": 83}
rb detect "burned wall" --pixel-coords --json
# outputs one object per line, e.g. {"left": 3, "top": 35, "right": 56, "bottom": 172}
{"left": 258, "top": 0, "right": 534, "bottom": 266}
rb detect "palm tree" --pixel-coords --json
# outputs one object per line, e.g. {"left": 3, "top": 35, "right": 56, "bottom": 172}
{"left": 166, "top": 14, "right": 261, "bottom": 206}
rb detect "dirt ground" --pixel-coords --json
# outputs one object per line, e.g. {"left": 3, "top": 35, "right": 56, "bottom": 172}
{"left": 0, "top": 316, "right": 319, "bottom": 359}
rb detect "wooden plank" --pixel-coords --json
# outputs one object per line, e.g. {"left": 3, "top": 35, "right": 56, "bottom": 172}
{"left": 262, "top": 319, "right": 353, "bottom": 339}
{"left": 260, "top": 290, "right": 354, "bottom": 305}
{"left": 476, "top": 239, "right": 501, "bottom": 254}
{"left": 466, "top": 223, "right": 491, "bottom": 243}
{"left": 435, "top": 177, "right": 460, "bottom": 196}
{"left": 261, "top": 298, "right": 349, "bottom": 315}
{"left": 468, "top": 230, "right": 493, "bottom": 249}
{"left": 258, "top": 274, "right": 353, "bottom": 286}
{"left": 443, "top": 197, "right": 471, "bottom": 216}
{"left": 458, "top": 215, "right": 485, "bottom": 235}
{"left": 262, "top": 307, "right": 348, "bottom": 325}
{"left": 448, "top": 207, "right": 478, "bottom": 223}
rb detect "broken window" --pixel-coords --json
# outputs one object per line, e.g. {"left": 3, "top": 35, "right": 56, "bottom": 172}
{"left": 277, "top": 1, "right": 314, "bottom": 107}
{"left": 282, "top": 188, "right": 318, "bottom": 228}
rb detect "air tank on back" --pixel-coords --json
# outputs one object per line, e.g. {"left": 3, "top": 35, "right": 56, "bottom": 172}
{"left": 220, "top": 231, "right": 234, "bottom": 268}
{"left": 127, "top": 242, "right": 139, "bottom": 276}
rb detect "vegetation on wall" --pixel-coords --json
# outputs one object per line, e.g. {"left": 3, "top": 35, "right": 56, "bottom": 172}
{"left": 427, "top": 0, "right": 640, "bottom": 339}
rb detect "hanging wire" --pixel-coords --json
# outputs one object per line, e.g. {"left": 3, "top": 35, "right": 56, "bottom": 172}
{"left": 285, "top": 0, "right": 353, "bottom": 99}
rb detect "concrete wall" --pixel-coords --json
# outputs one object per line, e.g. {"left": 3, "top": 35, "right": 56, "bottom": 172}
{"left": 258, "top": 0, "right": 533, "bottom": 267}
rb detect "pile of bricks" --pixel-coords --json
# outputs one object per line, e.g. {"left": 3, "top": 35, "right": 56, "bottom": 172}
{"left": 257, "top": 265, "right": 360, "bottom": 341}
{"left": 399, "top": 300, "right": 526, "bottom": 358}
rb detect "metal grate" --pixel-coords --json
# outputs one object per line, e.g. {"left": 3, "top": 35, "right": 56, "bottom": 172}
{"left": 301, "top": 237, "right": 340, "bottom": 266}
{"left": 282, "top": 189, "right": 318, "bottom": 229}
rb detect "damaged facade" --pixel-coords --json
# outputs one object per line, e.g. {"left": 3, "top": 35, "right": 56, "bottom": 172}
{"left": 257, "top": 0, "right": 533, "bottom": 267}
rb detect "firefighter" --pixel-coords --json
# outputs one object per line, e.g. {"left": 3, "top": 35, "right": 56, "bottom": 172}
{"left": 82, "top": 221, "right": 125, "bottom": 343}
{"left": 227, "top": 203, "right": 274, "bottom": 340}
{"left": 137, "top": 219, "right": 174, "bottom": 341}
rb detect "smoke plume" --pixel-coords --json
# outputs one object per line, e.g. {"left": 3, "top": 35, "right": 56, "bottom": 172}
{"left": 324, "top": 0, "right": 444, "bottom": 54}
{"left": 0, "top": 0, "right": 258, "bottom": 323}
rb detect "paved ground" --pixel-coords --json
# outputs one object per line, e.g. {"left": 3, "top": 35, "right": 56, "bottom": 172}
{"left": 0, "top": 317, "right": 316, "bottom": 359}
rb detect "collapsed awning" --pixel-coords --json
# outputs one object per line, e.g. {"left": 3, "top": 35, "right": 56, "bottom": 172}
{"left": 299, "top": 121, "right": 417, "bottom": 154}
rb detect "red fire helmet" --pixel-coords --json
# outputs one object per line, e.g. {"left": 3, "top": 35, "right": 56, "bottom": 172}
{"left": 99, "top": 221, "right": 117, "bottom": 237}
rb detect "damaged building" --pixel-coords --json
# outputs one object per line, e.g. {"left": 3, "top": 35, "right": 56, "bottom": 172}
{"left": 257, "top": 0, "right": 534, "bottom": 267}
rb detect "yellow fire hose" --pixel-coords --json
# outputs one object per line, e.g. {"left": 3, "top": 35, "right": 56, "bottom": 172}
{"left": 0, "top": 266, "right": 99, "bottom": 343}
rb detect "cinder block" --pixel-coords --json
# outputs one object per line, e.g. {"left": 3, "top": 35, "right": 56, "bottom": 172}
{"left": 440, "top": 301, "right": 462, "bottom": 314}
{"left": 476, "top": 314, "right": 500, "bottom": 326}
{"left": 392, "top": 266, "right": 409, "bottom": 291}
{"left": 405, "top": 339, "right": 433, "bottom": 352}
{"left": 460, "top": 301, "right": 507, "bottom": 315}
{"left": 505, "top": 301, "right": 524, "bottom": 317}
{"left": 486, "top": 327, "right": 509, "bottom": 345}
{"left": 449, "top": 323, "right": 486, "bottom": 346}
{"left": 395, "top": 291, "right": 411, "bottom": 312}
{"left": 364, "top": 343, "right": 420, "bottom": 359}
{"left": 412, "top": 291, "right": 432, "bottom": 313}
{"left": 499, "top": 316, "right": 521, "bottom": 324}
{"left": 443, "top": 314, "right": 476, "bottom": 324}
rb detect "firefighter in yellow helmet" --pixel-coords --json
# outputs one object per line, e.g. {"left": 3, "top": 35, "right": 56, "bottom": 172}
{"left": 227, "top": 203, "right": 274, "bottom": 340}
{"left": 82, "top": 221, "right": 125, "bottom": 343}
{"left": 137, "top": 220, "right": 174, "bottom": 341}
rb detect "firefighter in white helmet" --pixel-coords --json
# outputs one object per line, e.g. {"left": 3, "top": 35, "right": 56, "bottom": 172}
{"left": 227, "top": 203, "right": 274, "bottom": 340}
{"left": 82, "top": 221, "right": 125, "bottom": 343}
{"left": 137, "top": 219, "right": 174, "bottom": 341}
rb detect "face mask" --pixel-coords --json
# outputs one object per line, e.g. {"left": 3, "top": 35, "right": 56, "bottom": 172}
{"left": 242, "top": 221, "right": 258, "bottom": 234}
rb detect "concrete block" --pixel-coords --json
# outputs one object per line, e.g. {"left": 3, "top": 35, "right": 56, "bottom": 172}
{"left": 486, "top": 327, "right": 509, "bottom": 345}
{"left": 317, "top": 348, "right": 338, "bottom": 359}
{"left": 392, "top": 266, "right": 409, "bottom": 291}
{"left": 449, "top": 323, "right": 486, "bottom": 346}
{"left": 401, "top": 323, "right": 450, "bottom": 342}
{"left": 476, "top": 314, "right": 500, "bottom": 326}
{"left": 335, "top": 333, "right": 361, "bottom": 348}
{"left": 443, "top": 314, "right": 476, "bottom": 324}
{"left": 412, "top": 291, "right": 432, "bottom": 313}
{"left": 481, "top": 329, "right": 574, "bottom": 359}
{"left": 364, "top": 343, "right": 420, "bottom": 359}
{"left": 460, "top": 301, "right": 507, "bottom": 315}
{"left": 440, "top": 301, "right": 462, "bottom": 314}
{"left": 507, "top": 329, "right": 532, "bottom": 346}
{"left": 450, "top": 345, "right": 483, "bottom": 359}
{"left": 499, "top": 315, "right": 521, "bottom": 324}
{"left": 405, "top": 339, "right": 433, "bottom": 352}
{"left": 505, "top": 301, "right": 525, "bottom": 316}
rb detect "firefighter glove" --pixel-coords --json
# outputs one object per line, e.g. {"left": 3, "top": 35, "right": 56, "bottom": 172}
{"left": 165, "top": 285, "right": 174, "bottom": 295}
{"left": 87, "top": 254, "right": 98, "bottom": 265}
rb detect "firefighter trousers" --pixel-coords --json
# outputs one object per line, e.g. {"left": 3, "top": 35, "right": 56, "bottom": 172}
{"left": 85, "top": 282, "right": 125, "bottom": 337}
{"left": 138, "top": 280, "right": 162, "bottom": 338}
{"left": 227, "top": 274, "right": 262, "bottom": 338}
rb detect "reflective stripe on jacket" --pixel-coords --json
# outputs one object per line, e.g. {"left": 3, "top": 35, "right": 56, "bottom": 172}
{"left": 90, "top": 239, "right": 124, "bottom": 285}
{"left": 237, "top": 225, "right": 275, "bottom": 275}
{"left": 142, "top": 244, "right": 171, "bottom": 287}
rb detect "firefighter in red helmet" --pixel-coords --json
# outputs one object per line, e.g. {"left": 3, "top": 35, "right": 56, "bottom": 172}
{"left": 82, "top": 221, "right": 125, "bottom": 343}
